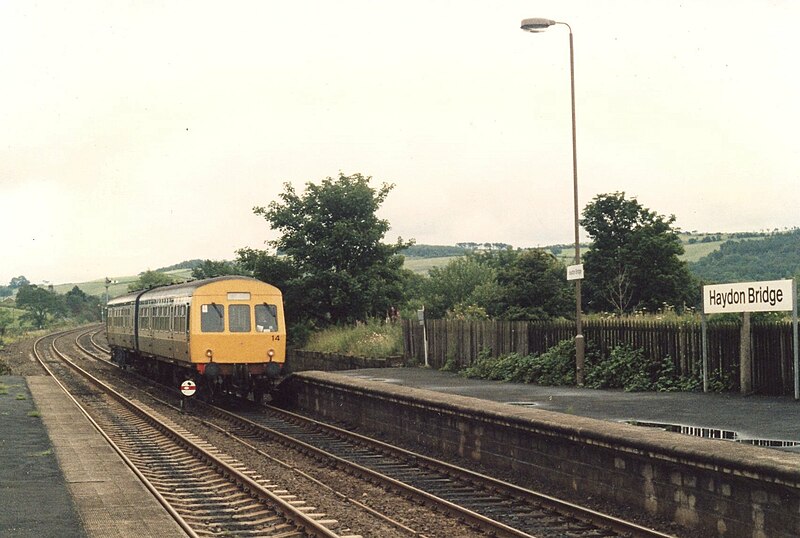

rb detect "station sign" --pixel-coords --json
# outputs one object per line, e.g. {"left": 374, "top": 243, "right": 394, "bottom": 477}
{"left": 566, "top": 264, "right": 584, "bottom": 281}
{"left": 703, "top": 279, "right": 794, "bottom": 314}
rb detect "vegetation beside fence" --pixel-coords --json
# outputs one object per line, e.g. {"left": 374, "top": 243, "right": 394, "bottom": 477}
{"left": 402, "top": 318, "right": 797, "bottom": 395}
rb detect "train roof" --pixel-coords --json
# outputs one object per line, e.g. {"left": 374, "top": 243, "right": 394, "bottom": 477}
{"left": 106, "top": 276, "right": 279, "bottom": 306}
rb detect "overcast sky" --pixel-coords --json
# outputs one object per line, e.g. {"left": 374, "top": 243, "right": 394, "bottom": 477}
{"left": 2, "top": 1, "right": 798, "bottom": 285}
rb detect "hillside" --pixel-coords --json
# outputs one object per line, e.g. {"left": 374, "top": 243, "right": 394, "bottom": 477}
{"left": 689, "top": 229, "right": 800, "bottom": 283}
{"left": 53, "top": 269, "right": 193, "bottom": 298}
{"left": 33, "top": 230, "right": 798, "bottom": 297}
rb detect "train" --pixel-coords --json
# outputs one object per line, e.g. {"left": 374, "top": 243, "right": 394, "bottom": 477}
{"left": 105, "top": 276, "right": 286, "bottom": 401}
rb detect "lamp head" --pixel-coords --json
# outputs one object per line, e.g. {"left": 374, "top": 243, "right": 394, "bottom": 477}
{"left": 520, "top": 18, "right": 556, "bottom": 33}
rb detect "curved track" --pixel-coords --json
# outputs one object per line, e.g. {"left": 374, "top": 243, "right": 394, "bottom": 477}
{"left": 35, "top": 327, "right": 354, "bottom": 538}
{"left": 79, "top": 327, "right": 676, "bottom": 538}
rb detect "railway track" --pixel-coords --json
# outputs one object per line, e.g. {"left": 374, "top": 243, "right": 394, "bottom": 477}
{"left": 35, "top": 327, "right": 357, "bottom": 538}
{"left": 203, "top": 401, "right": 675, "bottom": 538}
{"left": 79, "top": 327, "right": 677, "bottom": 537}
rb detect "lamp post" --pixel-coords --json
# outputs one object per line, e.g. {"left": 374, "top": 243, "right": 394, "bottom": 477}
{"left": 520, "top": 18, "right": 585, "bottom": 385}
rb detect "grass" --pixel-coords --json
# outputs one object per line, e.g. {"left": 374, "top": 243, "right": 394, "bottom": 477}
{"left": 29, "top": 449, "right": 52, "bottom": 457}
{"left": 15, "top": 393, "right": 27, "bottom": 400}
{"left": 303, "top": 320, "right": 403, "bottom": 358}
{"left": 27, "top": 410, "right": 41, "bottom": 417}
{"left": 403, "top": 256, "right": 460, "bottom": 274}
{"left": 52, "top": 268, "right": 193, "bottom": 298}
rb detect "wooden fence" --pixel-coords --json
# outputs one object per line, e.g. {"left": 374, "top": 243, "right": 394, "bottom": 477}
{"left": 402, "top": 318, "right": 797, "bottom": 396}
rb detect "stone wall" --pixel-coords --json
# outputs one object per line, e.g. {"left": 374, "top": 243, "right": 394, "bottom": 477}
{"left": 284, "top": 349, "right": 404, "bottom": 374}
{"left": 281, "top": 371, "right": 800, "bottom": 538}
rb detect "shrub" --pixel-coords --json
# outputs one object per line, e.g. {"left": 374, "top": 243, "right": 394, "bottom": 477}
{"left": 585, "top": 345, "right": 701, "bottom": 392}
{"left": 585, "top": 345, "right": 644, "bottom": 390}
{"left": 440, "top": 351, "right": 460, "bottom": 372}
{"left": 462, "top": 340, "right": 576, "bottom": 386}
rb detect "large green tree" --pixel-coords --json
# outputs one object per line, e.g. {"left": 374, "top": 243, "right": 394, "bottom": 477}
{"left": 488, "top": 249, "right": 573, "bottom": 320}
{"left": 421, "top": 256, "right": 497, "bottom": 318}
{"left": 65, "top": 286, "right": 102, "bottom": 322}
{"left": 250, "top": 172, "right": 412, "bottom": 327}
{"left": 580, "top": 192, "right": 697, "bottom": 313}
{"left": 15, "top": 285, "right": 66, "bottom": 329}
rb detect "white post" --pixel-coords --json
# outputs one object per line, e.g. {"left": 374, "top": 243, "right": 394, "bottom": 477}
{"left": 701, "top": 309, "right": 708, "bottom": 393}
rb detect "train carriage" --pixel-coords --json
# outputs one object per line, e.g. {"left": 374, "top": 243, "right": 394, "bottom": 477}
{"left": 106, "top": 276, "right": 286, "bottom": 400}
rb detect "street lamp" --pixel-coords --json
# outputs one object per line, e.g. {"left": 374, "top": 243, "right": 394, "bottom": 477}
{"left": 521, "top": 18, "right": 585, "bottom": 385}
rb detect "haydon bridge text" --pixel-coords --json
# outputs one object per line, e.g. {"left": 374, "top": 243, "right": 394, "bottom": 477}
{"left": 703, "top": 279, "right": 794, "bottom": 314}
{"left": 709, "top": 285, "right": 783, "bottom": 309}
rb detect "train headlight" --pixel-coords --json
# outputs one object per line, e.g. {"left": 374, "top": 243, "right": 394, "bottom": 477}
{"left": 267, "top": 349, "right": 275, "bottom": 361}
{"left": 206, "top": 349, "right": 213, "bottom": 359}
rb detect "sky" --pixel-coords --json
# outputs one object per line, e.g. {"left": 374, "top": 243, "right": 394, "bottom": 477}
{"left": 1, "top": 1, "right": 798, "bottom": 285}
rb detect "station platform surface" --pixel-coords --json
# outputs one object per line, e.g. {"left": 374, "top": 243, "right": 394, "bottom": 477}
{"left": 336, "top": 367, "right": 800, "bottom": 452}
{"left": 0, "top": 375, "right": 187, "bottom": 537}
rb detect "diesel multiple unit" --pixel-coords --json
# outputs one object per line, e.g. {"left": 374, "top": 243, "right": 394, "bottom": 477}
{"left": 106, "top": 276, "right": 286, "bottom": 401}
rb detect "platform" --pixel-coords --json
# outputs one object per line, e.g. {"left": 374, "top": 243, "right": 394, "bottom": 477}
{"left": 0, "top": 375, "right": 187, "bottom": 537}
{"left": 337, "top": 367, "right": 800, "bottom": 452}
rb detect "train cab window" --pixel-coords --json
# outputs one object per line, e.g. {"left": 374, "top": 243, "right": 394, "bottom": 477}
{"left": 201, "top": 303, "right": 224, "bottom": 332}
{"left": 255, "top": 304, "right": 279, "bottom": 332}
{"left": 228, "top": 304, "right": 251, "bottom": 333}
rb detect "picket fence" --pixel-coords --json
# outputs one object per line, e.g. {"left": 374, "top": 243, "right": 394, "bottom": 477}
{"left": 401, "top": 318, "right": 797, "bottom": 395}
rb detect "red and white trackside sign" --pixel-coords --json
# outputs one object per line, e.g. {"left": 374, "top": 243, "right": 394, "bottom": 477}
{"left": 180, "top": 380, "right": 197, "bottom": 397}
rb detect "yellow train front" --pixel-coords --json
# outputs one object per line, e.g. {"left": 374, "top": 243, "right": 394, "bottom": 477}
{"left": 106, "top": 276, "right": 286, "bottom": 401}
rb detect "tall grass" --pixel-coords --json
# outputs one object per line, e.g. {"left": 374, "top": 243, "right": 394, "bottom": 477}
{"left": 303, "top": 320, "right": 403, "bottom": 357}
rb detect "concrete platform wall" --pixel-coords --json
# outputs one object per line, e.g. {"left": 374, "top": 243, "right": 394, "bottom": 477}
{"left": 281, "top": 371, "right": 800, "bottom": 538}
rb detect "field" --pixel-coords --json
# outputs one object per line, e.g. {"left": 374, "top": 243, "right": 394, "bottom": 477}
{"left": 403, "top": 256, "right": 460, "bottom": 274}
{"left": 53, "top": 269, "right": 193, "bottom": 299}
{"left": 37, "top": 233, "right": 766, "bottom": 296}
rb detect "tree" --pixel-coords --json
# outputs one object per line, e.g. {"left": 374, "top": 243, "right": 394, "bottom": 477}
{"left": 128, "top": 270, "right": 176, "bottom": 292}
{"left": 237, "top": 247, "right": 306, "bottom": 338}
{"left": 490, "top": 250, "right": 573, "bottom": 320}
{"left": 580, "top": 192, "right": 697, "bottom": 313}
{"left": 9, "top": 276, "right": 29, "bottom": 289}
{"left": 251, "top": 172, "right": 413, "bottom": 326}
{"left": 15, "top": 285, "right": 66, "bottom": 329}
{"left": 191, "top": 260, "right": 245, "bottom": 280}
{"left": 421, "top": 256, "right": 497, "bottom": 318}
{"left": 65, "top": 286, "right": 102, "bottom": 322}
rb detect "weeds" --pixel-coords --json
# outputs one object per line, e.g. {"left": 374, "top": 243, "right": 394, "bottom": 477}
{"left": 303, "top": 320, "right": 403, "bottom": 358}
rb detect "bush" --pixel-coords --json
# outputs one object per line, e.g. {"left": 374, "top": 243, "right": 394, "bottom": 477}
{"left": 460, "top": 340, "right": 704, "bottom": 393}
{"left": 585, "top": 345, "right": 701, "bottom": 392}
{"left": 462, "top": 340, "right": 576, "bottom": 386}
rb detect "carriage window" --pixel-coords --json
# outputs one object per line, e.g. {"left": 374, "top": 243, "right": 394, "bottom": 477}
{"left": 201, "top": 303, "right": 224, "bottom": 332}
{"left": 255, "top": 304, "right": 278, "bottom": 332}
{"left": 228, "top": 304, "right": 251, "bottom": 333}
